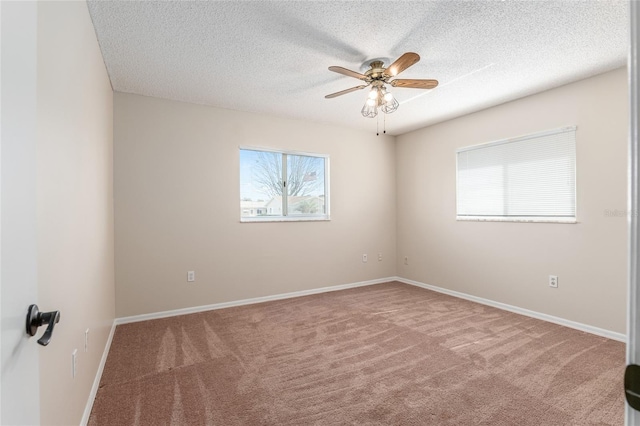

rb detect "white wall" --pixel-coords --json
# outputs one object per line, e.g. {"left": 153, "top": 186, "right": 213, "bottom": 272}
{"left": 114, "top": 93, "right": 396, "bottom": 317}
{"left": 36, "top": 1, "right": 114, "bottom": 424}
{"left": 396, "top": 67, "right": 628, "bottom": 334}
{"left": 114, "top": 69, "right": 628, "bottom": 335}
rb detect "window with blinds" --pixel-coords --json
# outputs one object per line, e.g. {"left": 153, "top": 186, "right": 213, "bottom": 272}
{"left": 456, "top": 126, "right": 576, "bottom": 222}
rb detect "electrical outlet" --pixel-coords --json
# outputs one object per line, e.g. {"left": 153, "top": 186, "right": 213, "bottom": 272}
{"left": 84, "top": 328, "right": 89, "bottom": 352}
{"left": 362, "top": 254, "right": 368, "bottom": 263}
{"left": 549, "top": 275, "right": 558, "bottom": 288}
{"left": 404, "top": 256, "right": 409, "bottom": 265}
{"left": 72, "top": 349, "right": 77, "bottom": 378}
{"left": 378, "top": 253, "right": 382, "bottom": 261}
{"left": 187, "top": 271, "right": 195, "bottom": 282}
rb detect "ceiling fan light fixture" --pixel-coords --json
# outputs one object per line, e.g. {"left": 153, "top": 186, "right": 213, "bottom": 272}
{"left": 361, "top": 100, "right": 378, "bottom": 118}
{"left": 381, "top": 97, "right": 399, "bottom": 114}
{"left": 326, "top": 52, "right": 437, "bottom": 122}
{"left": 380, "top": 88, "right": 399, "bottom": 114}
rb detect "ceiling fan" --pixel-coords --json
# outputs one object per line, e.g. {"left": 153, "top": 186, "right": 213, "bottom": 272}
{"left": 325, "top": 52, "right": 438, "bottom": 118}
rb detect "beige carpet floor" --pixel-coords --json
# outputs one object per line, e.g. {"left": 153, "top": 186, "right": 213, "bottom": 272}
{"left": 89, "top": 281, "right": 625, "bottom": 425}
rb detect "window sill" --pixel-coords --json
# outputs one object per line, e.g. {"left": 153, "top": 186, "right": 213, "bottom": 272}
{"left": 240, "top": 216, "right": 331, "bottom": 223}
{"left": 456, "top": 216, "right": 577, "bottom": 224}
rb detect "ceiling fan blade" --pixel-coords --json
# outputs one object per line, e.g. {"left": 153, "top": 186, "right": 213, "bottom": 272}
{"left": 390, "top": 79, "right": 439, "bottom": 89}
{"left": 324, "top": 85, "right": 368, "bottom": 99}
{"left": 383, "top": 52, "right": 420, "bottom": 78}
{"left": 328, "top": 66, "right": 368, "bottom": 81}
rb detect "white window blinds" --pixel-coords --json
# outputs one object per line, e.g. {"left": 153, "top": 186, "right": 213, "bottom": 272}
{"left": 456, "top": 126, "right": 576, "bottom": 222}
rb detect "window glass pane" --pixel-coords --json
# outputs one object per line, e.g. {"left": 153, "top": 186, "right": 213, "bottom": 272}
{"left": 240, "top": 148, "right": 329, "bottom": 220}
{"left": 240, "top": 149, "right": 283, "bottom": 218}
{"left": 287, "top": 154, "right": 326, "bottom": 216}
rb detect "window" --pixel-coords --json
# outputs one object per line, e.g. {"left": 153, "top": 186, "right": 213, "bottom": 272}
{"left": 456, "top": 126, "right": 576, "bottom": 222}
{"left": 239, "top": 148, "right": 329, "bottom": 221}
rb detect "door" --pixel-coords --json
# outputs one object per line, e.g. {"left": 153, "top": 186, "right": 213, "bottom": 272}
{"left": 0, "top": 1, "right": 41, "bottom": 424}
{"left": 628, "top": 1, "right": 640, "bottom": 425}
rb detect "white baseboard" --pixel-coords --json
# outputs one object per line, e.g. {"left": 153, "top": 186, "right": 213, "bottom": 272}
{"left": 396, "top": 276, "right": 626, "bottom": 343}
{"left": 114, "top": 275, "right": 626, "bottom": 342}
{"left": 115, "top": 277, "right": 395, "bottom": 325}
{"left": 80, "top": 320, "right": 116, "bottom": 426}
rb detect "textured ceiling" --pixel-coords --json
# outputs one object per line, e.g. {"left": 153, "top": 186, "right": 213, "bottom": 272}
{"left": 87, "top": 1, "right": 629, "bottom": 136}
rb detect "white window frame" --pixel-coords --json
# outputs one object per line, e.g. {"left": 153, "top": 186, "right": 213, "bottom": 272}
{"left": 456, "top": 126, "right": 577, "bottom": 223}
{"left": 239, "top": 146, "right": 330, "bottom": 222}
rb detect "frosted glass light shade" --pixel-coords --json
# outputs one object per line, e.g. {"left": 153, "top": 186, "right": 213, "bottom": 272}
{"left": 361, "top": 100, "right": 378, "bottom": 118}
{"left": 380, "top": 90, "right": 399, "bottom": 114}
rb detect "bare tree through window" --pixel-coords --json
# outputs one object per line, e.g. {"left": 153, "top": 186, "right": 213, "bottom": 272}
{"left": 240, "top": 148, "right": 328, "bottom": 219}
{"left": 252, "top": 151, "right": 323, "bottom": 197}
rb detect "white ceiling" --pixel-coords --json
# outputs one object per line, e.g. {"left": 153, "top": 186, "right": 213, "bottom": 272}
{"left": 87, "top": 1, "right": 629, "bottom": 136}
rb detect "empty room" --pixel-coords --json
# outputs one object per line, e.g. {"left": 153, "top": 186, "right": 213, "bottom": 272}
{"left": 2, "top": 0, "right": 639, "bottom": 425}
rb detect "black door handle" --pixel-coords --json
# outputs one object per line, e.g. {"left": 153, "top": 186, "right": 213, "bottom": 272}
{"left": 26, "top": 304, "right": 60, "bottom": 346}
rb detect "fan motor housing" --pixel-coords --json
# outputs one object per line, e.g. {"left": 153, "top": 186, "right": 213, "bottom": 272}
{"left": 365, "top": 61, "right": 388, "bottom": 80}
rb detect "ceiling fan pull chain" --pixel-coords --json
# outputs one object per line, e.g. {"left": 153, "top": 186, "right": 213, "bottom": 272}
{"left": 376, "top": 114, "right": 379, "bottom": 136}
{"left": 384, "top": 113, "right": 386, "bottom": 134}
